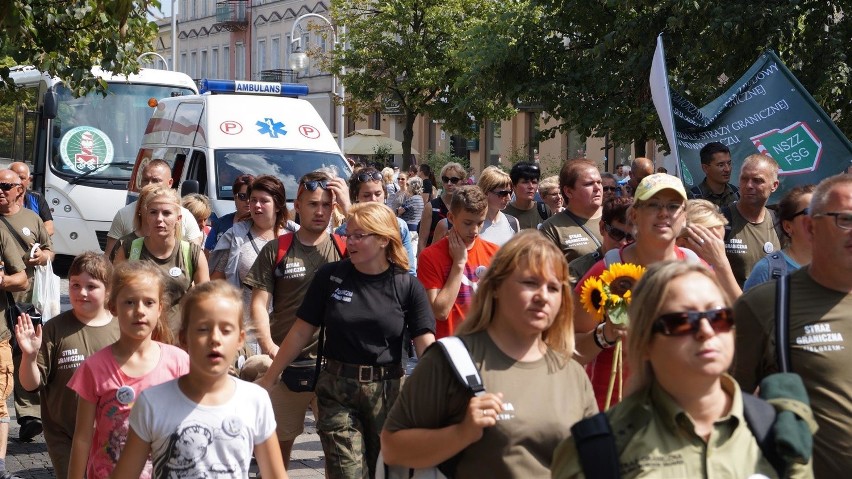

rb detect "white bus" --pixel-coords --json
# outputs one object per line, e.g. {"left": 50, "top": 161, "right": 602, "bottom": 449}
{"left": 7, "top": 66, "right": 198, "bottom": 256}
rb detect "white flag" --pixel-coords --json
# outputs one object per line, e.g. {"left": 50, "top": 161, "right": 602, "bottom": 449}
{"left": 649, "top": 34, "right": 680, "bottom": 176}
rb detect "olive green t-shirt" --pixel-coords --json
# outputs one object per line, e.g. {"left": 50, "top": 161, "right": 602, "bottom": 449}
{"left": 733, "top": 267, "right": 852, "bottom": 477}
{"left": 384, "top": 330, "right": 597, "bottom": 478}
{"left": 503, "top": 202, "right": 549, "bottom": 230}
{"left": 552, "top": 376, "right": 812, "bottom": 479}
{"left": 540, "top": 211, "right": 603, "bottom": 264}
{"left": 0, "top": 227, "right": 27, "bottom": 339}
{"left": 243, "top": 234, "right": 341, "bottom": 349}
{"left": 724, "top": 206, "right": 780, "bottom": 286}
{"left": 36, "top": 310, "right": 120, "bottom": 443}
{"left": 0, "top": 207, "right": 52, "bottom": 302}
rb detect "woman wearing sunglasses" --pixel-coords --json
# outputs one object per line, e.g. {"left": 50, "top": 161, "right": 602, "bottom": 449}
{"left": 431, "top": 166, "right": 519, "bottom": 247}
{"left": 209, "top": 175, "right": 298, "bottom": 353}
{"left": 204, "top": 174, "right": 254, "bottom": 254}
{"left": 573, "top": 173, "right": 704, "bottom": 410}
{"left": 418, "top": 162, "right": 467, "bottom": 252}
{"left": 260, "top": 202, "right": 435, "bottom": 479}
{"left": 552, "top": 261, "right": 812, "bottom": 478}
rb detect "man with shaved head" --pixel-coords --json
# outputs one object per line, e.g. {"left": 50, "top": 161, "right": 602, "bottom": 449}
{"left": 9, "top": 163, "right": 53, "bottom": 236}
{"left": 625, "top": 157, "right": 654, "bottom": 197}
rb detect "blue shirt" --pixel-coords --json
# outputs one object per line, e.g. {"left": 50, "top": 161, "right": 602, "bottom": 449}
{"left": 204, "top": 212, "right": 236, "bottom": 250}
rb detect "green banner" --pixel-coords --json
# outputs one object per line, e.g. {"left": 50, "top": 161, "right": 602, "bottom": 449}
{"left": 671, "top": 51, "right": 852, "bottom": 202}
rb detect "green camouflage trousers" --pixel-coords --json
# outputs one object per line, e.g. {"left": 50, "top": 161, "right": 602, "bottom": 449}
{"left": 315, "top": 370, "right": 401, "bottom": 479}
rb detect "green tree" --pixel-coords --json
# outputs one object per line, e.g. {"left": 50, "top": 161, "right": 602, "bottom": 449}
{"left": 331, "top": 0, "right": 512, "bottom": 168}
{"left": 1, "top": 0, "right": 159, "bottom": 100}
{"left": 459, "top": 0, "right": 851, "bottom": 155}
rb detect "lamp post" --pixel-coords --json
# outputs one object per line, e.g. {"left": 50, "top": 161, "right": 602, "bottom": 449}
{"left": 289, "top": 13, "right": 345, "bottom": 152}
{"left": 137, "top": 52, "right": 169, "bottom": 70}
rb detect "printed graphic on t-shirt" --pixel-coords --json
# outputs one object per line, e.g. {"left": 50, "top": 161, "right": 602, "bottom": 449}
{"left": 796, "top": 323, "right": 846, "bottom": 353}
{"left": 495, "top": 401, "right": 516, "bottom": 422}
{"left": 331, "top": 287, "right": 353, "bottom": 303}
{"left": 276, "top": 258, "right": 306, "bottom": 279}
{"left": 57, "top": 348, "right": 85, "bottom": 370}
{"left": 153, "top": 418, "right": 247, "bottom": 478}
{"left": 562, "top": 233, "right": 591, "bottom": 249}
{"left": 725, "top": 238, "right": 748, "bottom": 254}
{"left": 458, "top": 264, "right": 487, "bottom": 298}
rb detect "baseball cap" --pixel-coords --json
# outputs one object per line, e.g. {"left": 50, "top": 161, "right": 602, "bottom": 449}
{"left": 634, "top": 173, "right": 687, "bottom": 202}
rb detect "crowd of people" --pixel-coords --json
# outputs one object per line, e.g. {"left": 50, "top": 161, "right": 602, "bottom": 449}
{"left": 0, "top": 144, "right": 846, "bottom": 478}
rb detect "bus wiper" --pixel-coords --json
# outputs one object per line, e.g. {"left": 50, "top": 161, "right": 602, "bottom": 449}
{"left": 68, "top": 161, "right": 136, "bottom": 184}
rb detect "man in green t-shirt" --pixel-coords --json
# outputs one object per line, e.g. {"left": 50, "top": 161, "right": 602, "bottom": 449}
{"left": 733, "top": 173, "right": 852, "bottom": 478}
{"left": 243, "top": 170, "right": 349, "bottom": 467}
{"left": 502, "top": 162, "right": 550, "bottom": 229}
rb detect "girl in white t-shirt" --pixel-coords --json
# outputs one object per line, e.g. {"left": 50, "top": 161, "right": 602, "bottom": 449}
{"left": 110, "top": 280, "right": 287, "bottom": 479}
{"left": 67, "top": 261, "right": 189, "bottom": 479}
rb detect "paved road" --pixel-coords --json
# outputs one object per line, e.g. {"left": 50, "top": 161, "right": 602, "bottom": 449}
{"left": 4, "top": 275, "right": 326, "bottom": 478}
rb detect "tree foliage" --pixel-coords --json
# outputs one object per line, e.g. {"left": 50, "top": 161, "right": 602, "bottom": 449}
{"left": 459, "top": 0, "right": 851, "bottom": 154}
{"left": 0, "top": 0, "right": 160, "bottom": 100}
{"left": 331, "top": 0, "right": 510, "bottom": 167}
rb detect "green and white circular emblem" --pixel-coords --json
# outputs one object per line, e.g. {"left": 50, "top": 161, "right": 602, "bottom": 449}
{"left": 59, "top": 126, "right": 115, "bottom": 175}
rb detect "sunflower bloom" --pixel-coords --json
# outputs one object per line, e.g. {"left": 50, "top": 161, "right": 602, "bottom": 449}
{"left": 579, "top": 277, "right": 607, "bottom": 319}
{"left": 601, "top": 263, "right": 646, "bottom": 297}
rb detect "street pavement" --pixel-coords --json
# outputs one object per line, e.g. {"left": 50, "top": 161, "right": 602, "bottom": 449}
{"left": 4, "top": 277, "right": 326, "bottom": 478}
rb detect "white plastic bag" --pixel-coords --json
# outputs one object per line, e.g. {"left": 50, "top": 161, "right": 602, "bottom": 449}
{"left": 32, "top": 259, "right": 61, "bottom": 322}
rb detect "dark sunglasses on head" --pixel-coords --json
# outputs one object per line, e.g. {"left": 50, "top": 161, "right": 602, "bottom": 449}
{"left": 301, "top": 179, "right": 329, "bottom": 192}
{"left": 442, "top": 176, "right": 462, "bottom": 184}
{"left": 790, "top": 207, "right": 809, "bottom": 219}
{"left": 602, "top": 186, "right": 621, "bottom": 193}
{"left": 652, "top": 308, "right": 734, "bottom": 336}
{"left": 357, "top": 171, "right": 383, "bottom": 183}
{"left": 605, "top": 223, "right": 634, "bottom": 242}
{"left": 0, "top": 183, "right": 21, "bottom": 192}
{"left": 236, "top": 192, "right": 249, "bottom": 201}
{"left": 491, "top": 189, "right": 512, "bottom": 198}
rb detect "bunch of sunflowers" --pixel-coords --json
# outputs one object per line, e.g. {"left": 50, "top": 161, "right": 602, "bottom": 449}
{"left": 580, "top": 262, "right": 646, "bottom": 408}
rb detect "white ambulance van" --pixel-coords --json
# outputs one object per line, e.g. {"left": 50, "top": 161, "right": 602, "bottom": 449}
{"left": 129, "top": 79, "right": 351, "bottom": 218}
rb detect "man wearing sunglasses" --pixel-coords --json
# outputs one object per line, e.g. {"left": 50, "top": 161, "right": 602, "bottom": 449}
{"left": 503, "top": 161, "right": 551, "bottom": 230}
{"left": 105, "top": 160, "right": 203, "bottom": 259}
{"left": 734, "top": 174, "right": 852, "bottom": 478}
{"left": 568, "top": 197, "right": 633, "bottom": 287}
{"left": 0, "top": 168, "right": 53, "bottom": 443}
{"left": 244, "top": 169, "right": 348, "bottom": 467}
{"left": 9, "top": 162, "right": 53, "bottom": 237}
{"left": 689, "top": 142, "right": 739, "bottom": 209}
{"left": 600, "top": 173, "right": 621, "bottom": 201}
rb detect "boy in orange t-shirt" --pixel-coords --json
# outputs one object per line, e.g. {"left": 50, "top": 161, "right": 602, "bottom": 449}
{"left": 418, "top": 186, "right": 500, "bottom": 338}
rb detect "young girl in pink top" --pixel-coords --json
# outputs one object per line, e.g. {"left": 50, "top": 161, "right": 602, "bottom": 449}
{"left": 66, "top": 261, "right": 190, "bottom": 479}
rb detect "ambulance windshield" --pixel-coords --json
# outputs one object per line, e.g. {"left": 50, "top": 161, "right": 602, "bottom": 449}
{"left": 215, "top": 149, "right": 352, "bottom": 200}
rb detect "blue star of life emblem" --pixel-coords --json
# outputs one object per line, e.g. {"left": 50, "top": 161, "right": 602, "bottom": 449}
{"left": 256, "top": 118, "right": 287, "bottom": 138}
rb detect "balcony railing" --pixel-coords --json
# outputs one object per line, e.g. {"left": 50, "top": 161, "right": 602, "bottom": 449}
{"left": 259, "top": 69, "right": 297, "bottom": 83}
{"left": 215, "top": 1, "right": 248, "bottom": 31}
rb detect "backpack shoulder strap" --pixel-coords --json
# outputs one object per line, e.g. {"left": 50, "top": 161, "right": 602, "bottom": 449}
{"left": 767, "top": 252, "right": 787, "bottom": 280}
{"left": 129, "top": 237, "right": 145, "bottom": 261}
{"left": 436, "top": 337, "right": 485, "bottom": 396}
{"left": 571, "top": 413, "right": 622, "bottom": 479}
{"left": 689, "top": 185, "right": 703, "bottom": 199}
{"left": 275, "top": 232, "right": 295, "bottom": 265}
{"left": 775, "top": 273, "right": 792, "bottom": 373}
{"left": 537, "top": 201, "right": 549, "bottom": 220}
{"left": 507, "top": 214, "right": 519, "bottom": 233}
{"left": 330, "top": 233, "right": 348, "bottom": 258}
{"left": 742, "top": 393, "right": 785, "bottom": 477}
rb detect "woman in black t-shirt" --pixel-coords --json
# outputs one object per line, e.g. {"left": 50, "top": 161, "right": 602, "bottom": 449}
{"left": 260, "top": 202, "right": 436, "bottom": 479}
{"left": 417, "top": 162, "right": 466, "bottom": 252}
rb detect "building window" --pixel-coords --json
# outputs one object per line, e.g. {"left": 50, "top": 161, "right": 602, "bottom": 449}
{"left": 180, "top": 53, "right": 187, "bottom": 74}
{"left": 223, "top": 46, "right": 230, "bottom": 78}
{"left": 271, "top": 37, "right": 280, "bottom": 70}
{"left": 211, "top": 48, "right": 219, "bottom": 78}
{"left": 235, "top": 43, "right": 245, "bottom": 80}
{"left": 200, "top": 50, "right": 208, "bottom": 79}
{"left": 284, "top": 34, "right": 291, "bottom": 72}
{"left": 257, "top": 39, "right": 266, "bottom": 79}
{"left": 487, "top": 120, "right": 502, "bottom": 165}
{"left": 190, "top": 51, "right": 197, "bottom": 78}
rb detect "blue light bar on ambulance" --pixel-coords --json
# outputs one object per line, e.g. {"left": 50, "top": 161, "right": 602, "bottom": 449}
{"left": 199, "top": 79, "right": 309, "bottom": 97}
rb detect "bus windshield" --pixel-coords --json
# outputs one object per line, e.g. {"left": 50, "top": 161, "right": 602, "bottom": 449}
{"left": 50, "top": 82, "right": 196, "bottom": 180}
{"left": 215, "top": 149, "right": 351, "bottom": 200}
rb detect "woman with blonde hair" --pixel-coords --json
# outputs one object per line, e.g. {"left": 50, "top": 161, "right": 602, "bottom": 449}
{"left": 398, "top": 175, "right": 424, "bottom": 245}
{"left": 432, "top": 166, "right": 519, "bottom": 246}
{"left": 381, "top": 231, "right": 597, "bottom": 478}
{"left": 383, "top": 166, "right": 400, "bottom": 204}
{"left": 115, "top": 186, "right": 209, "bottom": 335}
{"left": 260, "top": 202, "right": 436, "bottom": 479}
{"left": 552, "top": 261, "right": 813, "bottom": 478}
{"left": 677, "top": 198, "right": 741, "bottom": 300}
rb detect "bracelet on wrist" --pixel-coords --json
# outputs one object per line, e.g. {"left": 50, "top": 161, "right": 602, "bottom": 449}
{"left": 594, "top": 322, "right": 615, "bottom": 349}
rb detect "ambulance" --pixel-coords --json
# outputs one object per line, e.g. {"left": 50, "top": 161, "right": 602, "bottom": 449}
{"left": 129, "top": 79, "right": 351, "bottom": 218}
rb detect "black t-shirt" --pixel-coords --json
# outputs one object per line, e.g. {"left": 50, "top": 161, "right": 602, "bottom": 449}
{"left": 25, "top": 191, "right": 53, "bottom": 223}
{"left": 297, "top": 259, "right": 435, "bottom": 365}
{"left": 423, "top": 178, "right": 434, "bottom": 196}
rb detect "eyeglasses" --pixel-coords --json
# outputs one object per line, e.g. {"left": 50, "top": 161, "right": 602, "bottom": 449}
{"left": 344, "top": 232, "right": 375, "bottom": 242}
{"left": 812, "top": 212, "right": 852, "bottom": 230}
{"left": 491, "top": 190, "right": 512, "bottom": 198}
{"left": 605, "top": 223, "right": 634, "bottom": 243}
{"left": 301, "top": 180, "right": 329, "bottom": 192}
{"left": 710, "top": 161, "right": 733, "bottom": 169}
{"left": 0, "top": 183, "right": 21, "bottom": 192}
{"left": 790, "top": 208, "right": 809, "bottom": 220}
{"left": 356, "top": 171, "right": 383, "bottom": 183}
{"left": 640, "top": 201, "right": 683, "bottom": 215}
{"left": 442, "top": 176, "right": 462, "bottom": 184}
{"left": 652, "top": 308, "right": 734, "bottom": 336}
{"left": 602, "top": 186, "right": 621, "bottom": 193}
{"left": 236, "top": 192, "right": 249, "bottom": 201}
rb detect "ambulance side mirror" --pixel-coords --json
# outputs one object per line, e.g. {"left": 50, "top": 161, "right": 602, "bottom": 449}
{"left": 180, "top": 180, "right": 199, "bottom": 197}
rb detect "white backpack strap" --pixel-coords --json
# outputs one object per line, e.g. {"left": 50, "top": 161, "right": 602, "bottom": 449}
{"left": 680, "top": 247, "right": 701, "bottom": 264}
{"left": 436, "top": 337, "right": 485, "bottom": 397}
